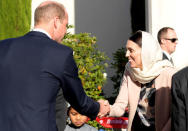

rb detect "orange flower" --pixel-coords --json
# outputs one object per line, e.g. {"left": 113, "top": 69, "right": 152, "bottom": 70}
{"left": 98, "top": 86, "right": 102, "bottom": 90}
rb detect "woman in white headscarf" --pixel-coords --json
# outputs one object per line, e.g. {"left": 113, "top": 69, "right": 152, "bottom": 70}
{"left": 108, "top": 31, "right": 176, "bottom": 131}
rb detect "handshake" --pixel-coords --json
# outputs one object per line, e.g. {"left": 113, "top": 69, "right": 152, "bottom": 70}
{"left": 97, "top": 99, "right": 110, "bottom": 117}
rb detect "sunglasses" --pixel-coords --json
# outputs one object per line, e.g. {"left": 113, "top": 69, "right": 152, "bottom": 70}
{"left": 164, "top": 38, "right": 178, "bottom": 43}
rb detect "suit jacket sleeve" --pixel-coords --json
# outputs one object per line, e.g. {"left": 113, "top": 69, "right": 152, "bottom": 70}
{"left": 171, "top": 74, "right": 186, "bottom": 131}
{"left": 55, "top": 88, "right": 67, "bottom": 131}
{"left": 61, "top": 51, "right": 100, "bottom": 120}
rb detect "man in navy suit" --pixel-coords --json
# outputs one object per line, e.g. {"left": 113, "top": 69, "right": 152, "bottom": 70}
{"left": 0, "top": 1, "right": 109, "bottom": 131}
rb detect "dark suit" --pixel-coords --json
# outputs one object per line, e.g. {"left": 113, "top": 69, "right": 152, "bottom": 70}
{"left": 55, "top": 89, "right": 67, "bottom": 131}
{"left": 171, "top": 67, "right": 188, "bottom": 131}
{"left": 0, "top": 31, "right": 99, "bottom": 131}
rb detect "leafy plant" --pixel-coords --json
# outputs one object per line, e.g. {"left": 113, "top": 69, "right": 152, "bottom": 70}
{"left": 62, "top": 26, "right": 109, "bottom": 129}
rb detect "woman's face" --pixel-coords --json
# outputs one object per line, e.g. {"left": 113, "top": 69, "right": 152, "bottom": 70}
{"left": 69, "top": 107, "right": 88, "bottom": 127}
{"left": 126, "top": 40, "right": 142, "bottom": 69}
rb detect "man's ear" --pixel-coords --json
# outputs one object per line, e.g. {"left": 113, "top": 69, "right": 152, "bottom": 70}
{"left": 53, "top": 17, "right": 60, "bottom": 29}
{"left": 160, "top": 39, "right": 166, "bottom": 45}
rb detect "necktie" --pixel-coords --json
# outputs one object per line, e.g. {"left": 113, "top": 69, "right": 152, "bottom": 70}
{"left": 170, "top": 58, "right": 174, "bottom": 65}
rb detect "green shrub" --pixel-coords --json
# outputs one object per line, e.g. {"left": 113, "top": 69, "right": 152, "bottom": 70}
{"left": 0, "top": 0, "right": 31, "bottom": 40}
{"left": 62, "top": 26, "right": 109, "bottom": 129}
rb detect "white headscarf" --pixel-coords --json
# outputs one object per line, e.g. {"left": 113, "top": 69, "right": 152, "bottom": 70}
{"left": 126, "top": 31, "right": 173, "bottom": 84}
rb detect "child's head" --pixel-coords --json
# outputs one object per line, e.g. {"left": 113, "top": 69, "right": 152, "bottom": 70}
{"left": 68, "top": 106, "right": 88, "bottom": 127}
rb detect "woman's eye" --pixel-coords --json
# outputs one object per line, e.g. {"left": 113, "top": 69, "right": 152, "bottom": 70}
{"left": 129, "top": 49, "right": 134, "bottom": 53}
{"left": 71, "top": 113, "right": 77, "bottom": 116}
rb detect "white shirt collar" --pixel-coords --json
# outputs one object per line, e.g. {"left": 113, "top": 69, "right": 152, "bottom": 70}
{"left": 163, "top": 50, "right": 171, "bottom": 60}
{"left": 32, "top": 28, "right": 52, "bottom": 39}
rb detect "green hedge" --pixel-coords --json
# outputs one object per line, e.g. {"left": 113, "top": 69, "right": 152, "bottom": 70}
{"left": 62, "top": 26, "right": 109, "bottom": 129}
{"left": 62, "top": 28, "right": 108, "bottom": 101}
{"left": 0, "top": 0, "right": 31, "bottom": 40}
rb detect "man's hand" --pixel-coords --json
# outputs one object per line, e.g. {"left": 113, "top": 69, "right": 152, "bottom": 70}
{"left": 97, "top": 99, "right": 110, "bottom": 117}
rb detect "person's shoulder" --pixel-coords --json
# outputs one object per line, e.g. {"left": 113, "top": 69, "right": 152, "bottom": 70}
{"left": 64, "top": 124, "right": 74, "bottom": 131}
{"left": 54, "top": 42, "right": 72, "bottom": 53}
{"left": 44, "top": 39, "right": 72, "bottom": 52}
{"left": 64, "top": 124, "right": 97, "bottom": 131}
{"left": 0, "top": 37, "right": 19, "bottom": 44}
{"left": 173, "top": 66, "right": 188, "bottom": 79}
{"left": 82, "top": 124, "right": 98, "bottom": 131}
{"left": 160, "top": 66, "right": 177, "bottom": 77}
{"left": 155, "top": 66, "right": 177, "bottom": 83}
{"left": 43, "top": 39, "right": 73, "bottom": 56}
{"left": 0, "top": 37, "right": 23, "bottom": 49}
{"left": 27, "top": 31, "right": 73, "bottom": 52}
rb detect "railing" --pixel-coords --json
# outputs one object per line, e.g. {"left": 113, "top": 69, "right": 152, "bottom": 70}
{"left": 96, "top": 117, "right": 128, "bottom": 129}
{"left": 96, "top": 107, "right": 129, "bottom": 130}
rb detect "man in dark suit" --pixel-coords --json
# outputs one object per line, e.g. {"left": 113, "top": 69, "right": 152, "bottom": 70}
{"left": 157, "top": 27, "right": 178, "bottom": 65}
{"left": 171, "top": 66, "right": 188, "bottom": 131}
{"left": 0, "top": 1, "right": 109, "bottom": 131}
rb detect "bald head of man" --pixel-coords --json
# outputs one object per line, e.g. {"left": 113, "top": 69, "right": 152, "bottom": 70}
{"left": 157, "top": 27, "right": 178, "bottom": 55}
{"left": 34, "top": 1, "right": 68, "bottom": 43}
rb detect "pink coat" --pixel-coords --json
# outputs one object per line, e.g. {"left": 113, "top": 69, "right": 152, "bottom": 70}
{"left": 109, "top": 67, "right": 176, "bottom": 131}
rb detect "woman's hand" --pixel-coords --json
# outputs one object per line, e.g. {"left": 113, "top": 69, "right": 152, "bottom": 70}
{"left": 97, "top": 99, "right": 110, "bottom": 118}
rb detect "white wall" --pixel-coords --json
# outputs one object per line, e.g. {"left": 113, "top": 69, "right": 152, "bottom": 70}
{"left": 173, "top": 0, "right": 188, "bottom": 70}
{"left": 31, "top": 0, "right": 75, "bottom": 33}
{"left": 147, "top": 0, "right": 188, "bottom": 70}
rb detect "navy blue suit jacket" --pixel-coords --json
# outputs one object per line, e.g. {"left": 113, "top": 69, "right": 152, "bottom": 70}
{"left": 0, "top": 31, "right": 99, "bottom": 131}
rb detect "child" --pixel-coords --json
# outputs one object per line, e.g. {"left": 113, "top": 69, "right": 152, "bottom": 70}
{"left": 64, "top": 106, "right": 98, "bottom": 131}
